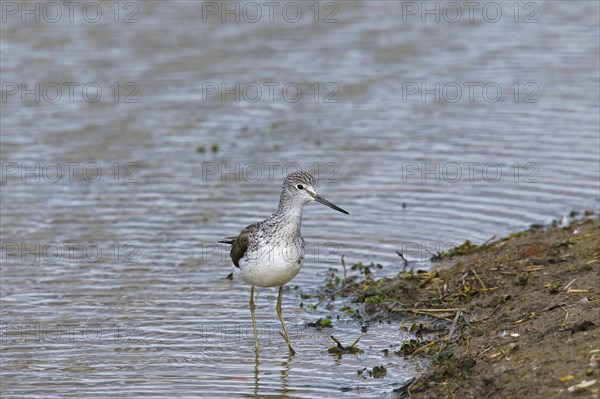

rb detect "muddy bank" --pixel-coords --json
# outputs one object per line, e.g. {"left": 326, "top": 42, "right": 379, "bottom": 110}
{"left": 331, "top": 217, "right": 599, "bottom": 398}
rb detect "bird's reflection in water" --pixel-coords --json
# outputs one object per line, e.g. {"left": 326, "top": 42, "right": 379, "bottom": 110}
{"left": 254, "top": 349, "right": 259, "bottom": 396}
{"left": 279, "top": 350, "right": 292, "bottom": 392}
{"left": 251, "top": 348, "right": 293, "bottom": 398}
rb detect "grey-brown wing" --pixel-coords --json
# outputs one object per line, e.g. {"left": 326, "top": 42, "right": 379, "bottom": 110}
{"left": 229, "top": 223, "right": 260, "bottom": 268}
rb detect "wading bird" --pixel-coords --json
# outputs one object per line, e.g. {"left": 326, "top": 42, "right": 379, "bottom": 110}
{"left": 220, "top": 171, "right": 349, "bottom": 354}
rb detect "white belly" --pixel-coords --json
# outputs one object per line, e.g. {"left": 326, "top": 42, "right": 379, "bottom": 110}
{"left": 239, "top": 244, "right": 304, "bottom": 287}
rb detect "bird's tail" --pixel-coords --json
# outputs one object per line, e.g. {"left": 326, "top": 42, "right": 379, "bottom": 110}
{"left": 218, "top": 237, "right": 236, "bottom": 245}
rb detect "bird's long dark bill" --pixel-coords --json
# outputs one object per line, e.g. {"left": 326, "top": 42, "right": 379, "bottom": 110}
{"left": 314, "top": 194, "right": 349, "bottom": 214}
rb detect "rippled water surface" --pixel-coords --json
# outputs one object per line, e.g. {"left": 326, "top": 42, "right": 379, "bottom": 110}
{"left": 1, "top": 1, "right": 599, "bottom": 398}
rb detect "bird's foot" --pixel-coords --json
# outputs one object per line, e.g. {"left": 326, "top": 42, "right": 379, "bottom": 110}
{"left": 277, "top": 331, "right": 296, "bottom": 355}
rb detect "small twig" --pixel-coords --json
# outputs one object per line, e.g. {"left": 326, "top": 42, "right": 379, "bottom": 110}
{"left": 407, "top": 375, "right": 423, "bottom": 396}
{"left": 329, "top": 334, "right": 364, "bottom": 353}
{"left": 410, "top": 311, "right": 454, "bottom": 321}
{"left": 462, "top": 336, "right": 471, "bottom": 356}
{"left": 390, "top": 306, "right": 461, "bottom": 321}
{"left": 411, "top": 339, "right": 442, "bottom": 357}
{"left": 418, "top": 270, "right": 439, "bottom": 288}
{"left": 481, "top": 235, "right": 497, "bottom": 247}
{"left": 396, "top": 251, "right": 409, "bottom": 271}
{"left": 447, "top": 310, "right": 462, "bottom": 341}
{"left": 349, "top": 334, "right": 364, "bottom": 348}
{"left": 471, "top": 269, "right": 487, "bottom": 291}
{"left": 340, "top": 256, "right": 347, "bottom": 280}
{"left": 543, "top": 302, "right": 567, "bottom": 312}
{"left": 391, "top": 307, "right": 464, "bottom": 312}
{"left": 523, "top": 266, "right": 545, "bottom": 271}
{"left": 573, "top": 232, "right": 594, "bottom": 240}
{"left": 478, "top": 346, "right": 494, "bottom": 358}
{"left": 460, "top": 271, "right": 469, "bottom": 287}
{"left": 330, "top": 335, "right": 343, "bottom": 348}
{"left": 493, "top": 240, "right": 508, "bottom": 249}
{"left": 563, "top": 278, "right": 577, "bottom": 291}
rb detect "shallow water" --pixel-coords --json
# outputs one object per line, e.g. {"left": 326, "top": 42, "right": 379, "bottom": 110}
{"left": 1, "top": 1, "right": 599, "bottom": 398}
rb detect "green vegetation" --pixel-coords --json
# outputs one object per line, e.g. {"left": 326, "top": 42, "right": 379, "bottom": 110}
{"left": 357, "top": 365, "right": 387, "bottom": 379}
{"left": 327, "top": 335, "right": 363, "bottom": 356}
{"left": 319, "top": 316, "right": 332, "bottom": 328}
{"left": 439, "top": 240, "right": 480, "bottom": 258}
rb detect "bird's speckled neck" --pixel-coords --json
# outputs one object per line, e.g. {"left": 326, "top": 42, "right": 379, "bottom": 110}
{"left": 269, "top": 191, "right": 305, "bottom": 238}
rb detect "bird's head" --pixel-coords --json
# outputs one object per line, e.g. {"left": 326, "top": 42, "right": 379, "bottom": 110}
{"left": 282, "top": 171, "right": 349, "bottom": 214}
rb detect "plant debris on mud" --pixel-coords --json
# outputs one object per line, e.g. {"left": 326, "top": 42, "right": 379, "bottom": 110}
{"left": 327, "top": 217, "right": 600, "bottom": 398}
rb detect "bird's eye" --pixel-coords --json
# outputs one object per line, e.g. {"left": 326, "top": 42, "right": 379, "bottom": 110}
{"left": 297, "top": 184, "right": 304, "bottom": 189}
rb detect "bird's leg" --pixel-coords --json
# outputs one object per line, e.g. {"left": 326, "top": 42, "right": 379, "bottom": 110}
{"left": 249, "top": 286, "right": 258, "bottom": 352}
{"left": 253, "top": 340, "right": 260, "bottom": 395}
{"left": 276, "top": 286, "right": 296, "bottom": 355}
